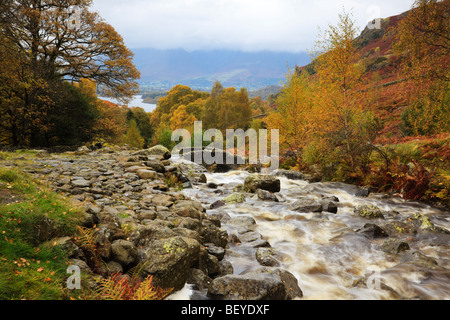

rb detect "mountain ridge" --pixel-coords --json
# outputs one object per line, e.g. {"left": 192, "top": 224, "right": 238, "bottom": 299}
{"left": 132, "top": 48, "right": 310, "bottom": 91}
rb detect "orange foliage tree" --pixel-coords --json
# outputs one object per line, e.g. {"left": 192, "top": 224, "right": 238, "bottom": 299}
{"left": 0, "top": 0, "right": 140, "bottom": 147}
{"left": 265, "top": 71, "right": 315, "bottom": 164}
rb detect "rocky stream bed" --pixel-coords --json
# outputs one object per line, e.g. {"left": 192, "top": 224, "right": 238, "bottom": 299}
{"left": 1, "top": 145, "right": 449, "bottom": 300}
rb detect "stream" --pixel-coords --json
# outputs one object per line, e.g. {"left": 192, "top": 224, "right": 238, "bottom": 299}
{"left": 170, "top": 162, "right": 450, "bottom": 300}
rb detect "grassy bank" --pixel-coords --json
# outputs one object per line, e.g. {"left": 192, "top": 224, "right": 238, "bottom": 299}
{"left": 0, "top": 166, "right": 86, "bottom": 300}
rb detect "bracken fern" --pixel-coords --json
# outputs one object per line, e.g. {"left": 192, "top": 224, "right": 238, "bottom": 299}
{"left": 96, "top": 272, "right": 173, "bottom": 300}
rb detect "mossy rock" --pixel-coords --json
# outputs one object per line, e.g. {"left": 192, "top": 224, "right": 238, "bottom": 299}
{"left": 141, "top": 236, "right": 200, "bottom": 290}
{"left": 354, "top": 205, "right": 385, "bottom": 220}
{"left": 223, "top": 193, "right": 246, "bottom": 204}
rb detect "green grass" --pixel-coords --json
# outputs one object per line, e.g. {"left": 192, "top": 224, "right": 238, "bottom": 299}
{"left": 0, "top": 167, "right": 86, "bottom": 300}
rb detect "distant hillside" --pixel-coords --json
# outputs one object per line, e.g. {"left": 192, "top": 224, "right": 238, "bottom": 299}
{"left": 132, "top": 48, "right": 310, "bottom": 91}
{"left": 249, "top": 85, "right": 282, "bottom": 100}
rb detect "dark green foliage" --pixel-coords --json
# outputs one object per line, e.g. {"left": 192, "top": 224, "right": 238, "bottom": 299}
{"left": 44, "top": 83, "right": 98, "bottom": 147}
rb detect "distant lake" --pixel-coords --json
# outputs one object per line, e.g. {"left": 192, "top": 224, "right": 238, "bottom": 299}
{"left": 98, "top": 95, "right": 157, "bottom": 113}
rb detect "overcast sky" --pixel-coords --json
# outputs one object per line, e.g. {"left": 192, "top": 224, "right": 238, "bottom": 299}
{"left": 91, "top": 0, "right": 414, "bottom": 52}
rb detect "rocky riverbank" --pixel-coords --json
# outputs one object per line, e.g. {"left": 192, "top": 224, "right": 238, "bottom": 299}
{"left": 0, "top": 145, "right": 303, "bottom": 300}
{"left": 1, "top": 145, "right": 449, "bottom": 300}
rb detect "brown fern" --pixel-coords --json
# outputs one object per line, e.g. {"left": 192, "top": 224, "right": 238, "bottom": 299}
{"left": 96, "top": 272, "right": 173, "bottom": 300}
{"left": 73, "top": 226, "right": 104, "bottom": 275}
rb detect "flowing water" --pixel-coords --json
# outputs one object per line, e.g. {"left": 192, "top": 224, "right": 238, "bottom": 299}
{"left": 174, "top": 166, "right": 450, "bottom": 300}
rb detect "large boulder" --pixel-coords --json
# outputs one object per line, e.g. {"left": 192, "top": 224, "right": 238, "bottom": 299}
{"left": 243, "top": 175, "right": 281, "bottom": 193}
{"left": 128, "top": 223, "right": 177, "bottom": 247}
{"left": 140, "top": 236, "right": 201, "bottom": 290}
{"left": 207, "top": 268, "right": 302, "bottom": 300}
{"left": 135, "top": 145, "right": 171, "bottom": 159}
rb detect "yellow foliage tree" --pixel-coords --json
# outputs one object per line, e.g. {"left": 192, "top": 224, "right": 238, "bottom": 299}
{"left": 265, "top": 71, "right": 315, "bottom": 162}
{"left": 123, "top": 119, "right": 144, "bottom": 149}
{"left": 170, "top": 105, "right": 197, "bottom": 132}
{"left": 309, "top": 11, "right": 371, "bottom": 174}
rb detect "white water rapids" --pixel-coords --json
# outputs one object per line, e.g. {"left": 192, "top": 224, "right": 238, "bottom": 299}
{"left": 171, "top": 168, "right": 450, "bottom": 300}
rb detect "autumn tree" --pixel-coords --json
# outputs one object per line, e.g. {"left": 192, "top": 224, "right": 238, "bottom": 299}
{"left": 127, "top": 107, "right": 153, "bottom": 147}
{"left": 2, "top": 0, "right": 140, "bottom": 99}
{"left": 170, "top": 105, "right": 197, "bottom": 132}
{"left": 266, "top": 11, "right": 380, "bottom": 181}
{"left": 0, "top": 0, "right": 140, "bottom": 146}
{"left": 308, "top": 11, "right": 379, "bottom": 178}
{"left": 265, "top": 71, "right": 315, "bottom": 163}
{"left": 94, "top": 101, "right": 128, "bottom": 144}
{"left": 123, "top": 119, "right": 144, "bottom": 149}
{"left": 395, "top": 0, "right": 450, "bottom": 135}
{"left": 202, "top": 81, "right": 253, "bottom": 131}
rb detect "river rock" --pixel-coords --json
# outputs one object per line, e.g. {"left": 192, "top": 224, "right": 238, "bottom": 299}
{"left": 144, "top": 160, "right": 166, "bottom": 173}
{"left": 239, "top": 231, "right": 270, "bottom": 248}
{"left": 150, "top": 194, "right": 175, "bottom": 207}
{"left": 292, "top": 198, "right": 323, "bottom": 213}
{"left": 355, "top": 187, "right": 371, "bottom": 197}
{"left": 210, "top": 200, "right": 226, "bottom": 209}
{"left": 399, "top": 250, "right": 438, "bottom": 268}
{"left": 207, "top": 267, "right": 302, "bottom": 300}
{"left": 141, "top": 236, "right": 201, "bottom": 290}
{"left": 357, "top": 223, "right": 388, "bottom": 239}
{"left": 407, "top": 213, "right": 450, "bottom": 234}
{"left": 223, "top": 193, "right": 246, "bottom": 204}
{"left": 71, "top": 179, "right": 91, "bottom": 188}
{"left": 382, "top": 239, "right": 410, "bottom": 254}
{"left": 188, "top": 268, "right": 212, "bottom": 291}
{"left": 256, "top": 248, "right": 281, "bottom": 267}
{"left": 382, "top": 221, "right": 417, "bottom": 235}
{"left": 243, "top": 175, "right": 281, "bottom": 193}
{"left": 138, "top": 145, "right": 171, "bottom": 159}
{"left": 200, "top": 220, "right": 228, "bottom": 248}
{"left": 128, "top": 223, "right": 177, "bottom": 247}
{"left": 136, "top": 169, "right": 159, "bottom": 180}
{"left": 110, "top": 239, "right": 139, "bottom": 268}
{"left": 228, "top": 216, "right": 257, "bottom": 228}
{"left": 172, "top": 200, "right": 206, "bottom": 220}
{"left": 205, "top": 243, "right": 226, "bottom": 261}
{"left": 272, "top": 169, "right": 304, "bottom": 180}
{"left": 256, "top": 189, "right": 279, "bottom": 202}
{"left": 321, "top": 200, "right": 338, "bottom": 214}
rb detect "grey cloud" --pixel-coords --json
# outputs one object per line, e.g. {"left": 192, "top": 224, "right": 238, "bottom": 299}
{"left": 91, "top": 0, "right": 413, "bottom": 51}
